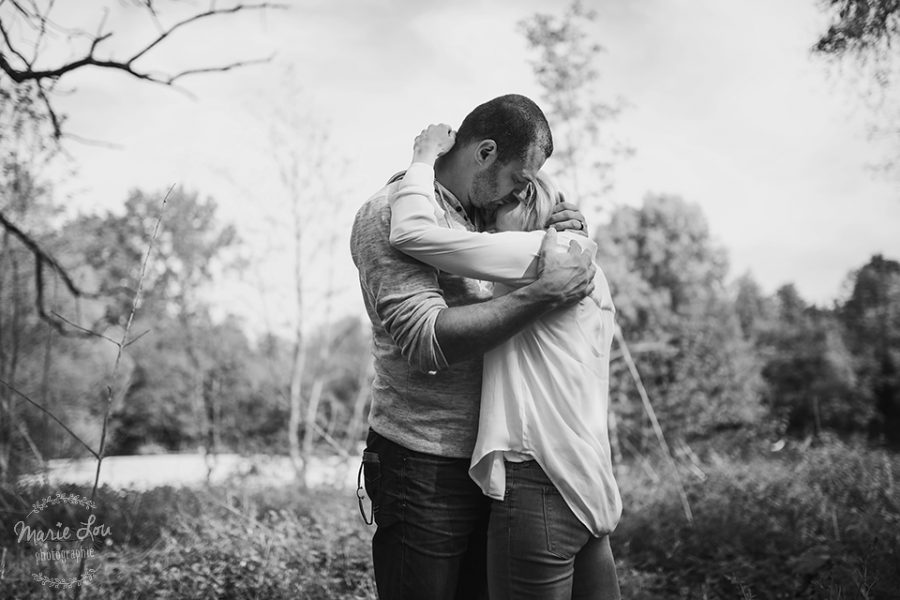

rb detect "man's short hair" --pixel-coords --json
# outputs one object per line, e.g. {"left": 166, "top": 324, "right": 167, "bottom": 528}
{"left": 454, "top": 94, "right": 553, "bottom": 164}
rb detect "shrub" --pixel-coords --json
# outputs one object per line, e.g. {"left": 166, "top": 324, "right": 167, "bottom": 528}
{"left": 613, "top": 440, "right": 900, "bottom": 599}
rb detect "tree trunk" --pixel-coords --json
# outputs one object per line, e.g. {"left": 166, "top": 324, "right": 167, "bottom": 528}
{"left": 288, "top": 330, "right": 306, "bottom": 484}
{"left": 0, "top": 230, "right": 10, "bottom": 483}
{"left": 347, "top": 355, "right": 374, "bottom": 452}
{"left": 301, "top": 377, "right": 326, "bottom": 486}
{"left": 0, "top": 247, "right": 23, "bottom": 484}
{"left": 609, "top": 394, "right": 622, "bottom": 465}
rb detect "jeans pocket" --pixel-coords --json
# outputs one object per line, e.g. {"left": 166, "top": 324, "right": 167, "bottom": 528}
{"left": 542, "top": 487, "right": 590, "bottom": 560}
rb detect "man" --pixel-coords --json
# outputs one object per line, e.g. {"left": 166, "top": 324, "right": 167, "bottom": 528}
{"left": 350, "top": 94, "right": 595, "bottom": 599}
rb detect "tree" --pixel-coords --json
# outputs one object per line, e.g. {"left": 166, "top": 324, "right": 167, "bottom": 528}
{"left": 838, "top": 254, "right": 900, "bottom": 445}
{"left": 0, "top": 0, "right": 280, "bottom": 334}
{"left": 65, "top": 187, "right": 241, "bottom": 456}
{"left": 0, "top": 79, "right": 71, "bottom": 482}
{"left": 814, "top": 0, "right": 900, "bottom": 63}
{"left": 757, "top": 285, "right": 865, "bottom": 438}
{"left": 519, "top": 0, "right": 632, "bottom": 215}
{"left": 733, "top": 272, "right": 774, "bottom": 340}
{"left": 814, "top": 0, "right": 900, "bottom": 176}
{"left": 260, "top": 72, "right": 355, "bottom": 485}
{"left": 596, "top": 194, "right": 765, "bottom": 444}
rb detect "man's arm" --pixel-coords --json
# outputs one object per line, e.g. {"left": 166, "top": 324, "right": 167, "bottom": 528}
{"left": 352, "top": 197, "right": 594, "bottom": 372}
{"left": 390, "top": 161, "right": 545, "bottom": 287}
{"left": 435, "top": 228, "right": 595, "bottom": 364}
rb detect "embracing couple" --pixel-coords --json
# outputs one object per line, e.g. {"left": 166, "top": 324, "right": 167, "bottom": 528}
{"left": 350, "top": 94, "right": 622, "bottom": 600}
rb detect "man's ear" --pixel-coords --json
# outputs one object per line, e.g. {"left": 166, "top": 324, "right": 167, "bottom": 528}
{"left": 474, "top": 140, "right": 497, "bottom": 167}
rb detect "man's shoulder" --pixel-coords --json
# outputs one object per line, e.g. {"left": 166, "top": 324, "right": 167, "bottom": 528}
{"left": 350, "top": 178, "right": 401, "bottom": 259}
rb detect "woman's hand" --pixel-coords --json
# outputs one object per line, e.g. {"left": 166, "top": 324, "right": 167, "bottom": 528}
{"left": 548, "top": 200, "right": 589, "bottom": 236}
{"left": 413, "top": 123, "right": 456, "bottom": 165}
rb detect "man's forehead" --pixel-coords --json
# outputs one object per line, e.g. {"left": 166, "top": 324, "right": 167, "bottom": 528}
{"left": 512, "top": 144, "right": 547, "bottom": 178}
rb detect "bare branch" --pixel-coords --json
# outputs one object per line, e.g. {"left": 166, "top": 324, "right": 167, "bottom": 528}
{"left": 95, "top": 183, "right": 172, "bottom": 461}
{"left": 1, "top": 2, "right": 285, "bottom": 139}
{"left": 0, "top": 13, "right": 32, "bottom": 66}
{"left": 128, "top": 2, "right": 281, "bottom": 64}
{"left": 0, "top": 378, "right": 99, "bottom": 459}
{"left": 31, "top": 0, "right": 58, "bottom": 66}
{"left": 1, "top": 2, "right": 283, "bottom": 82}
{"left": 123, "top": 328, "right": 152, "bottom": 348}
{"left": 33, "top": 80, "right": 62, "bottom": 138}
{"left": 166, "top": 54, "right": 274, "bottom": 85}
{"left": 0, "top": 211, "right": 98, "bottom": 332}
{"left": 63, "top": 131, "right": 123, "bottom": 149}
{"left": 70, "top": 184, "right": 171, "bottom": 600}
{"left": 8, "top": 1, "right": 38, "bottom": 20}
{"left": 50, "top": 311, "right": 120, "bottom": 345}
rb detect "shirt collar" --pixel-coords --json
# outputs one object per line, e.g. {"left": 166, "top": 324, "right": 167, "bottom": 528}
{"left": 388, "top": 169, "right": 483, "bottom": 231}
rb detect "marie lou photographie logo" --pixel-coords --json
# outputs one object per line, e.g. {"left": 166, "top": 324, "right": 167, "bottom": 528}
{"left": 12, "top": 492, "right": 112, "bottom": 589}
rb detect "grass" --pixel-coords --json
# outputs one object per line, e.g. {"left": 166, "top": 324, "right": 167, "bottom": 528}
{"left": 1, "top": 439, "right": 897, "bottom": 599}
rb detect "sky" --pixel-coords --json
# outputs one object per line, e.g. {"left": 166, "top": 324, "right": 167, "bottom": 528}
{"left": 14, "top": 0, "right": 900, "bottom": 337}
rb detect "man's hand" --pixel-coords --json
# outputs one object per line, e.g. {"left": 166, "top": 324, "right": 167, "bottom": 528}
{"left": 531, "top": 228, "right": 596, "bottom": 309}
{"left": 412, "top": 123, "right": 456, "bottom": 165}
{"left": 547, "top": 192, "right": 588, "bottom": 236}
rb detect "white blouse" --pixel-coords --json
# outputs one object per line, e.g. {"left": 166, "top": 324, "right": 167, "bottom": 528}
{"left": 388, "top": 162, "right": 622, "bottom": 536}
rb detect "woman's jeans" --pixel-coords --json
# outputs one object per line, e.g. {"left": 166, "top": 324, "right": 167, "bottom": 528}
{"left": 487, "top": 460, "right": 621, "bottom": 600}
{"left": 362, "top": 428, "right": 490, "bottom": 600}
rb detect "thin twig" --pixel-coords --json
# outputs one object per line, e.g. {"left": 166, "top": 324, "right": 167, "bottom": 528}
{"left": 128, "top": 3, "right": 282, "bottom": 64}
{"left": 62, "top": 131, "right": 124, "bottom": 149}
{"left": 123, "top": 328, "right": 152, "bottom": 349}
{"left": 166, "top": 54, "right": 274, "bottom": 85}
{"left": 50, "top": 311, "right": 119, "bottom": 344}
{"left": 72, "top": 184, "right": 172, "bottom": 600}
{"left": 95, "top": 184, "right": 172, "bottom": 478}
{"left": 615, "top": 325, "right": 694, "bottom": 524}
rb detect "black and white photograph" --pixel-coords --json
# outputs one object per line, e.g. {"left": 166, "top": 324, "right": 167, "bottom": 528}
{"left": 1, "top": 0, "right": 899, "bottom": 598}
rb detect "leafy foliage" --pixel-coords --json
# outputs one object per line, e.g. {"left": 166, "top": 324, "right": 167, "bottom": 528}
{"left": 597, "top": 194, "right": 765, "bottom": 444}
{"left": 815, "top": 0, "right": 900, "bottom": 59}
{"left": 756, "top": 285, "right": 867, "bottom": 437}
{"left": 839, "top": 255, "right": 900, "bottom": 445}
{"left": 519, "top": 0, "right": 632, "bottom": 207}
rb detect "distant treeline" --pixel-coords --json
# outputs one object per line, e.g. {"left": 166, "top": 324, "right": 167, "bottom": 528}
{"left": 1, "top": 187, "right": 898, "bottom": 484}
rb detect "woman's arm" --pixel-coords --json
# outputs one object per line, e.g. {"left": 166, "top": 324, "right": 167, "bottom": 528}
{"left": 389, "top": 161, "right": 545, "bottom": 287}
{"left": 389, "top": 124, "right": 598, "bottom": 287}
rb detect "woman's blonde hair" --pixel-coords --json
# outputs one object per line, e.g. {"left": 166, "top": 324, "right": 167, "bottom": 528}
{"left": 518, "top": 171, "right": 561, "bottom": 232}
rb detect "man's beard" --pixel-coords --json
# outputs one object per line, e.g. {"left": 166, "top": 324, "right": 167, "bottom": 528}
{"left": 470, "top": 162, "right": 503, "bottom": 210}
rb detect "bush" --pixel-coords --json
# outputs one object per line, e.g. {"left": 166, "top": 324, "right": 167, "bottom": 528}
{"left": 3, "top": 442, "right": 896, "bottom": 599}
{"left": 613, "top": 440, "right": 900, "bottom": 599}
{"left": 0, "top": 483, "right": 376, "bottom": 600}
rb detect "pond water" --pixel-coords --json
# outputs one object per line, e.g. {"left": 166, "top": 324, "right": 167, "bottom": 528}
{"left": 18, "top": 451, "right": 362, "bottom": 491}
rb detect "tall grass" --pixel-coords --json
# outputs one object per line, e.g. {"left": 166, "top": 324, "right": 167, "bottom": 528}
{"left": 1, "top": 439, "right": 897, "bottom": 599}
{"left": 1, "top": 483, "right": 376, "bottom": 599}
{"left": 614, "top": 439, "right": 900, "bottom": 599}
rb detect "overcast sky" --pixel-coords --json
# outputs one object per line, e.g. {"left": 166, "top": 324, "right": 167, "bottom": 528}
{"left": 28, "top": 0, "right": 900, "bottom": 336}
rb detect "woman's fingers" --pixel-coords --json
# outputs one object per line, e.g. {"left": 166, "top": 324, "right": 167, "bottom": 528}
{"left": 549, "top": 213, "right": 587, "bottom": 236}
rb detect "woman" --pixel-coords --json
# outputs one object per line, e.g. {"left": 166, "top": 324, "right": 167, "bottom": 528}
{"left": 388, "top": 124, "right": 622, "bottom": 599}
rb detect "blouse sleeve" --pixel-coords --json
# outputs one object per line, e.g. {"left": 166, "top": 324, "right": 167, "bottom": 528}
{"left": 388, "top": 162, "right": 545, "bottom": 287}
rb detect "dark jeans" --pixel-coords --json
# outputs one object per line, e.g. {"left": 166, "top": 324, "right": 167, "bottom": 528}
{"left": 362, "top": 428, "right": 490, "bottom": 600}
{"left": 487, "top": 460, "right": 621, "bottom": 600}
